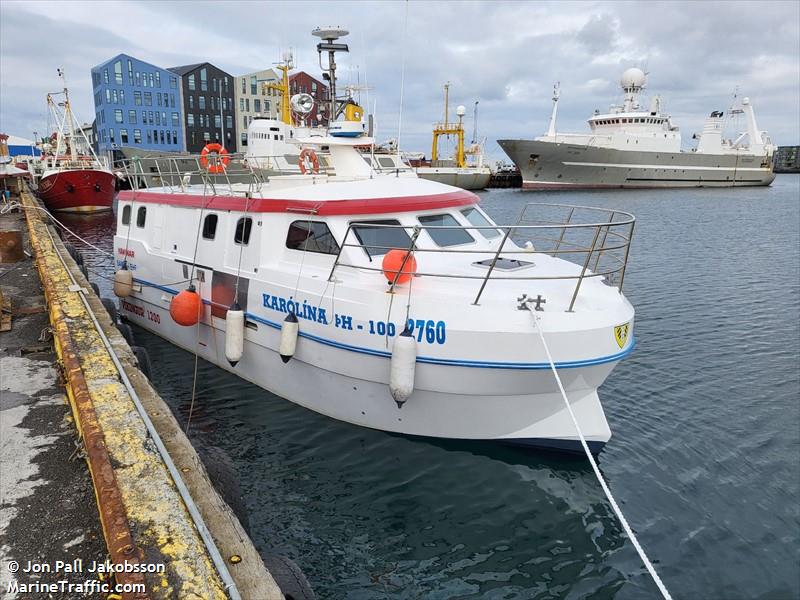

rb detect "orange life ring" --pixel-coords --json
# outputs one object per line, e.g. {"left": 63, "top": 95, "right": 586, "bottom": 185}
{"left": 299, "top": 148, "right": 319, "bottom": 175}
{"left": 200, "top": 143, "right": 230, "bottom": 174}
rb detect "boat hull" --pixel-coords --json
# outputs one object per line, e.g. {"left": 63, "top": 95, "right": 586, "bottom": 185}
{"left": 498, "top": 139, "right": 776, "bottom": 189}
{"left": 38, "top": 169, "right": 116, "bottom": 212}
{"left": 118, "top": 289, "right": 624, "bottom": 453}
{"left": 416, "top": 167, "right": 492, "bottom": 190}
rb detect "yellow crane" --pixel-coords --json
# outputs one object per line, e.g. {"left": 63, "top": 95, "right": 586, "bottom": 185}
{"left": 431, "top": 83, "right": 465, "bottom": 168}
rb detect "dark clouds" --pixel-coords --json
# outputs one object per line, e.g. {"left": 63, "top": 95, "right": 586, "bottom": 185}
{"left": 1, "top": 0, "right": 798, "bottom": 162}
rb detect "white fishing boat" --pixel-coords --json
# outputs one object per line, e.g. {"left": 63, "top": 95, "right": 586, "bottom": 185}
{"left": 111, "top": 30, "right": 637, "bottom": 453}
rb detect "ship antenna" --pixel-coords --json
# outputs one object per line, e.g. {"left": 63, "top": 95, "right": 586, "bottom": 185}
{"left": 395, "top": 0, "right": 409, "bottom": 162}
{"left": 546, "top": 82, "right": 560, "bottom": 138}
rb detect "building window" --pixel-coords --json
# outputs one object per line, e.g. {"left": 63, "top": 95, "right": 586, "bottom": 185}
{"left": 214, "top": 115, "right": 221, "bottom": 128}
{"left": 119, "top": 90, "right": 125, "bottom": 104}
{"left": 157, "top": 93, "right": 162, "bottom": 107}
{"left": 226, "top": 115, "right": 232, "bottom": 129}
{"left": 149, "top": 73, "right": 154, "bottom": 87}
{"left": 265, "top": 100, "right": 270, "bottom": 113}
{"left": 250, "top": 75, "right": 257, "bottom": 95}
{"left": 144, "top": 92, "right": 152, "bottom": 106}
{"left": 243, "top": 116, "right": 248, "bottom": 129}
{"left": 224, "top": 77, "right": 229, "bottom": 93}
{"left": 155, "top": 72, "right": 161, "bottom": 88}
{"left": 102, "top": 130, "right": 106, "bottom": 142}
{"left": 147, "top": 130, "right": 152, "bottom": 143}
{"left": 173, "top": 130, "right": 178, "bottom": 144}
{"left": 241, "top": 78, "right": 246, "bottom": 94}
{"left": 103, "top": 68, "right": 109, "bottom": 84}
{"left": 211, "top": 96, "right": 216, "bottom": 111}
{"left": 198, "top": 96, "right": 206, "bottom": 110}
{"left": 106, "top": 89, "right": 112, "bottom": 103}
{"left": 187, "top": 114, "right": 195, "bottom": 127}
{"left": 121, "top": 205, "right": 131, "bottom": 225}
{"left": 109, "top": 128, "right": 115, "bottom": 144}
{"left": 172, "top": 112, "right": 179, "bottom": 127}
{"left": 286, "top": 221, "right": 339, "bottom": 254}
{"left": 142, "top": 72, "right": 148, "bottom": 87}
{"left": 239, "top": 98, "right": 244, "bottom": 111}
{"left": 188, "top": 74, "right": 195, "bottom": 90}
{"left": 127, "top": 59, "right": 133, "bottom": 83}
{"left": 162, "top": 111, "right": 166, "bottom": 125}
{"left": 114, "top": 109, "right": 123, "bottom": 123}
{"left": 148, "top": 111, "right": 153, "bottom": 124}
{"left": 254, "top": 99, "right": 261, "bottom": 113}
{"left": 241, "top": 132, "right": 247, "bottom": 146}
{"left": 170, "top": 94, "right": 175, "bottom": 107}
{"left": 170, "top": 76, "right": 177, "bottom": 89}
{"left": 203, "top": 132, "right": 210, "bottom": 142}
{"left": 135, "top": 71, "right": 141, "bottom": 87}
{"left": 166, "top": 130, "right": 171, "bottom": 145}
{"left": 155, "top": 112, "right": 160, "bottom": 125}
{"left": 213, "top": 78, "right": 218, "bottom": 92}
{"left": 120, "top": 129, "right": 129, "bottom": 144}
{"left": 234, "top": 217, "right": 252, "bottom": 245}
{"left": 136, "top": 207, "right": 146, "bottom": 228}
{"left": 202, "top": 214, "right": 218, "bottom": 239}
{"left": 112, "top": 89, "right": 118, "bottom": 104}
{"left": 189, "top": 95, "right": 194, "bottom": 109}
{"left": 114, "top": 60, "right": 123, "bottom": 84}
{"left": 133, "top": 129, "right": 142, "bottom": 144}
{"left": 200, "top": 68, "right": 208, "bottom": 91}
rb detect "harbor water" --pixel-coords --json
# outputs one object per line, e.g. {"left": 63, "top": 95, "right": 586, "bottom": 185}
{"left": 70, "top": 175, "right": 799, "bottom": 599}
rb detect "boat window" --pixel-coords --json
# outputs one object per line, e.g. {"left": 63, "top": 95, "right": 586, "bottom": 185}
{"left": 419, "top": 214, "right": 475, "bottom": 246}
{"left": 286, "top": 221, "right": 340, "bottom": 255}
{"left": 202, "top": 214, "right": 218, "bottom": 240}
{"left": 378, "top": 157, "right": 395, "bottom": 169}
{"left": 136, "top": 207, "right": 146, "bottom": 228}
{"left": 234, "top": 217, "right": 253, "bottom": 245}
{"left": 121, "top": 205, "right": 131, "bottom": 225}
{"left": 351, "top": 220, "right": 412, "bottom": 258}
{"left": 461, "top": 207, "right": 501, "bottom": 239}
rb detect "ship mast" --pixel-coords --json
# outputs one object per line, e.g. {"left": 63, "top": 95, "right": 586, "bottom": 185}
{"left": 546, "top": 82, "right": 560, "bottom": 138}
{"left": 58, "top": 68, "right": 78, "bottom": 162}
{"left": 264, "top": 51, "right": 294, "bottom": 126}
{"left": 314, "top": 27, "right": 350, "bottom": 122}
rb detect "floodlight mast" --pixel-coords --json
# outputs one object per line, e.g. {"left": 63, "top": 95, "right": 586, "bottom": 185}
{"left": 313, "top": 27, "right": 349, "bottom": 122}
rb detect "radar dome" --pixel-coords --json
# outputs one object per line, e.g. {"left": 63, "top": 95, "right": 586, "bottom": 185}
{"left": 620, "top": 67, "right": 646, "bottom": 89}
{"left": 456, "top": 105, "right": 466, "bottom": 117}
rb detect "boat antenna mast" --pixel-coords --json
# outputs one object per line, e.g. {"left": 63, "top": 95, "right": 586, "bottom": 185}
{"left": 472, "top": 100, "right": 479, "bottom": 144}
{"left": 265, "top": 50, "right": 295, "bottom": 126}
{"left": 313, "top": 26, "right": 350, "bottom": 122}
{"left": 431, "top": 82, "right": 466, "bottom": 167}
{"left": 546, "top": 82, "right": 560, "bottom": 138}
{"left": 57, "top": 68, "right": 78, "bottom": 162}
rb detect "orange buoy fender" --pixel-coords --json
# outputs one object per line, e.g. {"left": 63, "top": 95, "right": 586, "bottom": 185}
{"left": 170, "top": 285, "right": 203, "bottom": 326}
{"left": 199, "top": 143, "right": 230, "bottom": 174}
{"left": 382, "top": 249, "right": 417, "bottom": 285}
{"left": 113, "top": 266, "right": 133, "bottom": 298}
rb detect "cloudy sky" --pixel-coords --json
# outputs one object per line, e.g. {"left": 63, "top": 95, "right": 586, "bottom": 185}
{"left": 1, "top": 0, "right": 798, "bottom": 162}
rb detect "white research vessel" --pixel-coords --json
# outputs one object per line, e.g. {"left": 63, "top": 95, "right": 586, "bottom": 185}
{"left": 499, "top": 68, "right": 776, "bottom": 189}
{"left": 111, "top": 31, "right": 637, "bottom": 453}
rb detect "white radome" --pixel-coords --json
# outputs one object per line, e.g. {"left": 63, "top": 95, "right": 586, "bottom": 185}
{"left": 620, "top": 67, "right": 646, "bottom": 89}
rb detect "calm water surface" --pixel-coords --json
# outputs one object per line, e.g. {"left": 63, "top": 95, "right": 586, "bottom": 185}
{"left": 72, "top": 175, "right": 800, "bottom": 599}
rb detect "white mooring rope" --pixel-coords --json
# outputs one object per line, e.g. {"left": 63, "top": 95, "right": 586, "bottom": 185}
{"left": 526, "top": 305, "right": 672, "bottom": 600}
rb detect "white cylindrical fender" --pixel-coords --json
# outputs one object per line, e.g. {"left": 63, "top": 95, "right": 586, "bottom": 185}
{"left": 113, "top": 267, "right": 133, "bottom": 297}
{"left": 279, "top": 312, "right": 299, "bottom": 363}
{"left": 225, "top": 303, "right": 244, "bottom": 367}
{"left": 390, "top": 327, "right": 417, "bottom": 408}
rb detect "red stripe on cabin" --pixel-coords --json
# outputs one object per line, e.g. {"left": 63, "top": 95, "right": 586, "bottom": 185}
{"left": 116, "top": 190, "right": 478, "bottom": 215}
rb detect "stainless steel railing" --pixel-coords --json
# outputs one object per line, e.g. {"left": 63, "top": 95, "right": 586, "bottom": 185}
{"left": 326, "top": 203, "right": 635, "bottom": 311}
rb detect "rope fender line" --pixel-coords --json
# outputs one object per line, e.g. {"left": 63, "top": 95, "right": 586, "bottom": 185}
{"left": 522, "top": 300, "right": 672, "bottom": 600}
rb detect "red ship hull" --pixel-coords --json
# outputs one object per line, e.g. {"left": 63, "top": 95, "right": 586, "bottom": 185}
{"left": 38, "top": 168, "right": 116, "bottom": 213}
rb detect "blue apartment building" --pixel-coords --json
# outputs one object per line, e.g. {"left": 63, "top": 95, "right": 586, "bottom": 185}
{"left": 91, "top": 54, "right": 185, "bottom": 159}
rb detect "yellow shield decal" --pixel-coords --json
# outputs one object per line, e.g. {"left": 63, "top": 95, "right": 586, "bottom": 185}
{"left": 614, "top": 323, "right": 630, "bottom": 349}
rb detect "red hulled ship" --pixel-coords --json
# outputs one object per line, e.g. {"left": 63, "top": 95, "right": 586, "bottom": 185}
{"left": 38, "top": 71, "right": 116, "bottom": 213}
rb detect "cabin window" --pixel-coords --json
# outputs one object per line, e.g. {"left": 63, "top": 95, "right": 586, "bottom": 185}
{"left": 286, "top": 221, "right": 340, "bottom": 255}
{"left": 121, "top": 205, "right": 131, "bottom": 225}
{"left": 351, "top": 219, "right": 412, "bottom": 258}
{"left": 234, "top": 217, "right": 253, "bottom": 245}
{"left": 378, "top": 157, "right": 396, "bottom": 169}
{"left": 202, "top": 214, "right": 218, "bottom": 240}
{"left": 136, "top": 207, "right": 146, "bottom": 228}
{"left": 461, "top": 207, "right": 501, "bottom": 239}
{"left": 419, "top": 214, "right": 475, "bottom": 247}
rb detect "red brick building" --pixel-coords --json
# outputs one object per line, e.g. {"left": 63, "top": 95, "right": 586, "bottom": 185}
{"left": 289, "top": 71, "right": 330, "bottom": 126}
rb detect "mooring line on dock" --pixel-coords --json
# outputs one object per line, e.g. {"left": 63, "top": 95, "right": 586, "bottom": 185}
{"left": 524, "top": 302, "right": 673, "bottom": 600}
{"left": 24, "top": 194, "right": 243, "bottom": 600}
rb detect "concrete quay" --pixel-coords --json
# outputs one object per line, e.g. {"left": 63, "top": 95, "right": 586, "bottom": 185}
{"left": 1, "top": 187, "right": 283, "bottom": 599}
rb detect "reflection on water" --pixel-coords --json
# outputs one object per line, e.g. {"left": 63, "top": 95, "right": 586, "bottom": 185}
{"left": 62, "top": 177, "right": 800, "bottom": 599}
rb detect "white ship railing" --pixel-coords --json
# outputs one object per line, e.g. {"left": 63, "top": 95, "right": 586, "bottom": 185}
{"left": 327, "top": 203, "right": 635, "bottom": 311}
